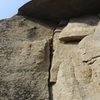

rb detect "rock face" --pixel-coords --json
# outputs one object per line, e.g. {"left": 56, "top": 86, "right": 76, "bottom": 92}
{"left": 18, "top": 0, "right": 100, "bottom": 22}
{"left": 51, "top": 16, "right": 100, "bottom": 100}
{"left": 1, "top": 7, "right": 100, "bottom": 100}
{"left": 0, "top": 15, "right": 53, "bottom": 100}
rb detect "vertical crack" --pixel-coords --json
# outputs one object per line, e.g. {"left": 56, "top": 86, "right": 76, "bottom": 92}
{"left": 48, "top": 29, "right": 56, "bottom": 100}
{"left": 48, "top": 20, "right": 69, "bottom": 100}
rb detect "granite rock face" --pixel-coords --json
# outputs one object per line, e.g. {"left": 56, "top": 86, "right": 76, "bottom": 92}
{"left": 18, "top": 0, "right": 100, "bottom": 22}
{"left": 51, "top": 16, "right": 100, "bottom": 100}
{"left": 1, "top": 11, "right": 100, "bottom": 100}
{"left": 0, "top": 15, "right": 53, "bottom": 100}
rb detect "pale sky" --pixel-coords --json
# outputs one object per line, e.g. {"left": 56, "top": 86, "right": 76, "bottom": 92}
{"left": 0, "top": 0, "right": 28, "bottom": 19}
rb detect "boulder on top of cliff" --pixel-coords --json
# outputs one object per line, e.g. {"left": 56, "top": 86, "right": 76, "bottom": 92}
{"left": 18, "top": 0, "right": 100, "bottom": 22}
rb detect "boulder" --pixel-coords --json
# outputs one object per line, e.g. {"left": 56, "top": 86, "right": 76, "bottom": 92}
{"left": 18, "top": 0, "right": 100, "bottom": 22}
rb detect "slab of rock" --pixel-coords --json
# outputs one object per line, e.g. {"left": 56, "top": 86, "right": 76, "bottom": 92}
{"left": 50, "top": 30, "right": 62, "bottom": 82}
{"left": 51, "top": 31, "right": 80, "bottom": 99}
{"left": 50, "top": 28, "right": 78, "bottom": 82}
{"left": 50, "top": 16, "right": 100, "bottom": 100}
{"left": 0, "top": 15, "right": 53, "bottom": 100}
{"left": 52, "top": 21, "right": 100, "bottom": 100}
{"left": 18, "top": 0, "right": 100, "bottom": 22}
{"left": 73, "top": 26, "right": 100, "bottom": 100}
{"left": 50, "top": 16, "right": 99, "bottom": 82}
{"left": 52, "top": 58, "right": 83, "bottom": 100}
{"left": 59, "top": 16, "right": 99, "bottom": 41}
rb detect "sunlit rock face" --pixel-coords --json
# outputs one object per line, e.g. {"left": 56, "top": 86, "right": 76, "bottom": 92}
{"left": 51, "top": 16, "right": 100, "bottom": 100}
{"left": 18, "top": 0, "right": 100, "bottom": 22}
{"left": 0, "top": 15, "right": 53, "bottom": 100}
{"left": 0, "top": 1, "right": 100, "bottom": 99}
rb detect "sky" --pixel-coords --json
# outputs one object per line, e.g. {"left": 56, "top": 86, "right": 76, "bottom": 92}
{"left": 0, "top": 0, "right": 28, "bottom": 20}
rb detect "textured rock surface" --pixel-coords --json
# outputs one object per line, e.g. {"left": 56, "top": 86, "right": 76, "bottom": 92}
{"left": 18, "top": 0, "right": 100, "bottom": 22}
{"left": 59, "top": 16, "right": 99, "bottom": 41}
{"left": 0, "top": 15, "right": 53, "bottom": 100}
{"left": 51, "top": 16, "right": 100, "bottom": 100}
{"left": 1, "top": 11, "right": 100, "bottom": 100}
{"left": 50, "top": 28, "right": 78, "bottom": 83}
{"left": 50, "top": 28, "right": 71, "bottom": 82}
{"left": 50, "top": 16, "right": 99, "bottom": 82}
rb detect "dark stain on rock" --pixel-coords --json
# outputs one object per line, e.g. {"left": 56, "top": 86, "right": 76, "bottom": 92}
{"left": 18, "top": 0, "right": 100, "bottom": 22}
{"left": 27, "top": 27, "right": 37, "bottom": 40}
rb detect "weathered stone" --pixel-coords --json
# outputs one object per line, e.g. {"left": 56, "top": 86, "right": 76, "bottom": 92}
{"left": 52, "top": 30, "right": 100, "bottom": 100}
{"left": 59, "top": 16, "right": 99, "bottom": 41}
{"left": 50, "top": 30, "right": 62, "bottom": 83}
{"left": 0, "top": 15, "right": 53, "bottom": 100}
{"left": 50, "top": 16, "right": 99, "bottom": 82}
{"left": 73, "top": 26, "right": 100, "bottom": 100}
{"left": 18, "top": 0, "right": 100, "bottom": 22}
{"left": 78, "top": 23, "right": 100, "bottom": 62}
{"left": 1, "top": 7, "right": 100, "bottom": 100}
{"left": 51, "top": 32, "right": 79, "bottom": 99}
{"left": 52, "top": 21, "right": 100, "bottom": 100}
{"left": 50, "top": 27, "right": 77, "bottom": 82}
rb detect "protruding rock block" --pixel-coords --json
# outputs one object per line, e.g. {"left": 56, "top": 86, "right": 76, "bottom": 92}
{"left": 59, "top": 16, "right": 99, "bottom": 42}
